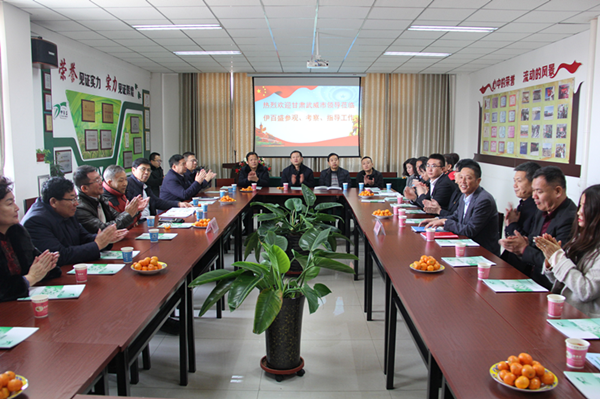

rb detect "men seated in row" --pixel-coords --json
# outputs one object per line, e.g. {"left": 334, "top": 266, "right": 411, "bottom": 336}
{"left": 281, "top": 150, "right": 315, "bottom": 188}
{"left": 182, "top": 152, "right": 216, "bottom": 188}
{"left": 22, "top": 177, "right": 126, "bottom": 266}
{"left": 160, "top": 154, "right": 216, "bottom": 203}
{"left": 357, "top": 156, "right": 384, "bottom": 188}
{"left": 423, "top": 159, "right": 500, "bottom": 256}
{"left": 500, "top": 166, "right": 577, "bottom": 289}
{"left": 147, "top": 152, "right": 164, "bottom": 197}
{"left": 500, "top": 162, "right": 541, "bottom": 273}
{"left": 74, "top": 165, "right": 147, "bottom": 233}
{"left": 404, "top": 154, "right": 457, "bottom": 212}
{"left": 127, "top": 158, "right": 193, "bottom": 218}
{"left": 238, "top": 151, "right": 270, "bottom": 188}
{"left": 319, "top": 153, "right": 351, "bottom": 187}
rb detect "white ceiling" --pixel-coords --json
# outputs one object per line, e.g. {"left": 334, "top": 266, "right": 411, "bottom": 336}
{"left": 5, "top": 0, "right": 599, "bottom": 74}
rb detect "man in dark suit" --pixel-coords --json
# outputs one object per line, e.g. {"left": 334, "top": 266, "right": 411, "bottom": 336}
{"left": 160, "top": 154, "right": 209, "bottom": 203}
{"left": 413, "top": 153, "right": 457, "bottom": 211}
{"left": 422, "top": 159, "right": 500, "bottom": 255}
{"left": 126, "top": 158, "right": 192, "bottom": 218}
{"left": 281, "top": 150, "right": 315, "bottom": 188}
{"left": 500, "top": 166, "right": 577, "bottom": 289}
{"left": 500, "top": 162, "right": 541, "bottom": 273}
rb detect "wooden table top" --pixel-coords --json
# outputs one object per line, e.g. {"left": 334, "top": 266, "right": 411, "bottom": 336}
{"left": 0, "top": 341, "right": 117, "bottom": 399}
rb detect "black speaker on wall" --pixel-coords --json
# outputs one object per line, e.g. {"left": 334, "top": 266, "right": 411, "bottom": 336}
{"left": 31, "top": 37, "right": 58, "bottom": 69}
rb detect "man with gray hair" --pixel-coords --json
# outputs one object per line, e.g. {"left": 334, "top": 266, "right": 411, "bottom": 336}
{"left": 75, "top": 165, "right": 147, "bottom": 233}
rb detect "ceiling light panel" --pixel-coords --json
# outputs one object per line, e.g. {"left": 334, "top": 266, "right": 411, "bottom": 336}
{"left": 409, "top": 25, "right": 496, "bottom": 32}
{"left": 385, "top": 51, "right": 451, "bottom": 56}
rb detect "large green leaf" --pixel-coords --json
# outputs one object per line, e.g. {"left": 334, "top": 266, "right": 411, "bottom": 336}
{"left": 303, "top": 265, "right": 320, "bottom": 281}
{"left": 250, "top": 202, "right": 285, "bottom": 216}
{"left": 291, "top": 250, "right": 308, "bottom": 268}
{"left": 314, "top": 202, "right": 343, "bottom": 211}
{"left": 253, "top": 288, "right": 283, "bottom": 334}
{"left": 315, "top": 257, "right": 355, "bottom": 273}
{"left": 269, "top": 245, "right": 290, "bottom": 274}
{"left": 301, "top": 285, "right": 320, "bottom": 314}
{"left": 198, "top": 279, "right": 235, "bottom": 316}
{"left": 231, "top": 261, "right": 268, "bottom": 275}
{"left": 310, "top": 228, "right": 332, "bottom": 251}
{"left": 256, "top": 213, "right": 282, "bottom": 222}
{"left": 302, "top": 184, "right": 316, "bottom": 207}
{"left": 244, "top": 232, "right": 259, "bottom": 260}
{"left": 228, "top": 273, "right": 263, "bottom": 310}
{"left": 298, "top": 227, "right": 326, "bottom": 251}
{"left": 313, "top": 283, "right": 332, "bottom": 298}
{"left": 189, "top": 269, "right": 243, "bottom": 287}
{"left": 284, "top": 198, "right": 304, "bottom": 212}
{"left": 313, "top": 249, "right": 359, "bottom": 260}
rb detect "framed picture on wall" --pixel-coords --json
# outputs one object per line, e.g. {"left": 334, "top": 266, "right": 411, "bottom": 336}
{"left": 43, "top": 72, "right": 51, "bottom": 91}
{"left": 143, "top": 92, "right": 150, "bottom": 108}
{"left": 131, "top": 116, "right": 140, "bottom": 134}
{"left": 85, "top": 129, "right": 99, "bottom": 151}
{"left": 133, "top": 137, "right": 142, "bottom": 154}
{"left": 100, "top": 130, "right": 112, "bottom": 150}
{"left": 81, "top": 99, "right": 95, "bottom": 122}
{"left": 123, "top": 151, "right": 133, "bottom": 169}
{"left": 44, "top": 93, "right": 52, "bottom": 112}
{"left": 144, "top": 109, "right": 150, "bottom": 129}
{"left": 44, "top": 114, "right": 53, "bottom": 132}
{"left": 145, "top": 130, "right": 150, "bottom": 151}
{"left": 37, "top": 175, "right": 50, "bottom": 196}
{"left": 102, "top": 103, "right": 114, "bottom": 124}
{"left": 55, "top": 149, "right": 72, "bottom": 174}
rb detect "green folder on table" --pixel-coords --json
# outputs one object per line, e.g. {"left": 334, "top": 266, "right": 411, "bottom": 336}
{"left": 0, "top": 327, "right": 38, "bottom": 349}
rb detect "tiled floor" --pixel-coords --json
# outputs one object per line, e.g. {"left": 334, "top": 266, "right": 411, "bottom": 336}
{"left": 110, "top": 240, "right": 428, "bottom": 398}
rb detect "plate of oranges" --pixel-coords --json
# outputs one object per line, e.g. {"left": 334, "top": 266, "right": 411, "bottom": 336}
{"left": 219, "top": 195, "right": 236, "bottom": 204}
{"left": 372, "top": 209, "right": 393, "bottom": 219}
{"left": 193, "top": 219, "right": 210, "bottom": 228}
{"left": 0, "top": 371, "right": 27, "bottom": 399}
{"left": 490, "top": 353, "right": 558, "bottom": 392}
{"left": 131, "top": 257, "right": 167, "bottom": 275}
{"left": 240, "top": 186, "right": 253, "bottom": 192}
{"left": 409, "top": 255, "right": 444, "bottom": 273}
{"left": 359, "top": 190, "right": 374, "bottom": 197}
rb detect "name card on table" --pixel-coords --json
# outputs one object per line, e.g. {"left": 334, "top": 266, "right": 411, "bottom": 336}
{"left": 18, "top": 285, "right": 86, "bottom": 300}
{"left": 441, "top": 256, "right": 496, "bottom": 267}
{"left": 547, "top": 318, "right": 600, "bottom": 339}
{"left": 373, "top": 219, "right": 386, "bottom": 236}
{"left": 67, "top": 264, "right": 126, "bottom": 275}
{"left": 563, "top": 372, "right": 600, "bottom": 398}
{"left": 482, "top": 279, "right": 548, "bottom": 293}
{"left": 100, "top": 250, "right": 140, "bottom": 260}
{"left": 0, "top": 327, "right": 39, "bottom": 349}
{"left": 206, "top": 217, "right": 219, "bottom": 234}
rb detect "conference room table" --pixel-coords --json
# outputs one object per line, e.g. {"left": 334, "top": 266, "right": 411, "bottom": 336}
{"left": 342, "top": 188, "right": 599, "bottom": 398}
{"left": 0, "top": 190, "right": 254, "bottom": 398}
{"left": 2, "top": 186, "right": 599, "bottom": 399}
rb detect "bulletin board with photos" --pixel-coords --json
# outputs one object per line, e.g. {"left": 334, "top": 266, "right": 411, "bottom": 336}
{"left": 480, "top": 78, "right": 574, "bottom": 164}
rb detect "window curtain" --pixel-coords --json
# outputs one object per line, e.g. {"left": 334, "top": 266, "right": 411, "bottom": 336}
{"left": 179, "top": 72, "right": 451, "bottom": 179}
{"left": 179, "top": 73, "right": 230, "bottom": 176}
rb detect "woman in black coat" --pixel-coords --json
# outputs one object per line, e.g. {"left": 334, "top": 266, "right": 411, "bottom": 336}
{"left": 0, "top": 177, "right": 60, "bottom": 302}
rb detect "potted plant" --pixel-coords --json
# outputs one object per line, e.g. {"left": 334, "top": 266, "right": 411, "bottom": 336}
{"left": 245, "top": 184, "right": 346, "bottom": 274}
{"left": 36, "top": 148, "right": 50, "bottom": 163}
{"left": 189, "top": 228, "right": 357, "bottom": 377}
{"left": 37, "top": 148, "right": 64, "bottom": 177}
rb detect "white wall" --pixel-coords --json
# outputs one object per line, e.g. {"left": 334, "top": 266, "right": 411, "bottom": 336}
{"left": 454, "top": 29, "right": 594, "bottom": 213}
{"left": 161, "top": 74, "right": 180, "bottom": 157}
{"left": 0, "top": 3, "right": 48, "bottom": 209}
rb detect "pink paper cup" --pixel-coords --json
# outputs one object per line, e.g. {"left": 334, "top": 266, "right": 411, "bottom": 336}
{"left": 548, "top": 294, "right": 566, "bottom": 318}
{"left": 393, "top": 206, "right": 399, "bottom": 215}
{"left": 31, "top": 294, "right": 49, "bottom": 318}
{"left": 566, "top": 338, "right": 590, "bottom": 369}
{"left": 397, "top": 195, "right": 402, "bottom": 204}
{"left": 283, "top": 183, "right": 289, "bottom": 190}
{"left": 425, "top": 228, "right": 435, "bottom": 241}
{"left": 455, "top": 242, "right": 466, "bottom": 257}
{"left": 398, "top": 216, "right": 407, "bottom": 227}
{"left": 477, "top": 262, "right": 491, "bottom": 280}
{"left": 251, "top": 183, "right": 257, "bottom": 191}
{"left": 74, "top": 263, "right": 88, "bottom": 283}
{"left": 398, "top": 209, "right": 406, "bottom": 217}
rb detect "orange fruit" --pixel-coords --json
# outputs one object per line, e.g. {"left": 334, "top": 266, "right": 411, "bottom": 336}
{"left": 0, "top": 374, "right": 7, "bottom": 388}
{"left": 0, "top": 387, "right": 9, "bottom": 399}
{"left": 3, "top": 373, "right": 14, "bottom": 381}
{"left": 497, "top": 362, "right": 509, "bottom": 371}
{"left": 532, "top": 363, "right": 545, "bottom": 377}
{"left": 507, "top": 355, "right": 520, "bottom": 364}
{"left": 133, "top": 264, "right": 141, "bottom": 270}
{"left": 522, "top": 365, "right": 536, "bottom": 379}
{"left": 427, "top": 266, "right": 434, "bottom": 271}
{"left": 141, "top": 267, "right": 148, "bottom": 271}
{"left": 515, "top": 376, "right": 530, "bottom": 389}
{"left": 498, "top": 370, "right": 509, "bottom": 380}
{"left": 529, "top": 377, "right": 541, "bottom": 390}
{"left": 503, "top": 372, "right": 517, "bottom": 386}
{"left": 518, "top": 353, "right": 533, "bottom": 365}
{"left": 7, "top": 379, "right": 22, "bottom": 392}
{"left": 147, "top": 265, "right": 156, "bottom": 271}
{"left": 541, "top": 371, "right": 555, "bottom": 385}
{"left": 510, "top": 362, "right": 523, "bottom": 376}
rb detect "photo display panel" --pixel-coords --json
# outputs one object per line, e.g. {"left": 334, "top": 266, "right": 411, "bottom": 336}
{"left": 480, "top": 78, "right": 574, "bottom": 164}
{"left": 253, "top": 76, "right": 361, "bottom": 157}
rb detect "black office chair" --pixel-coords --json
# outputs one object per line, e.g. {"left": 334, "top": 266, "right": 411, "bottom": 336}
{"left": 498, "top": 212, "right": 505, "bottom": 239}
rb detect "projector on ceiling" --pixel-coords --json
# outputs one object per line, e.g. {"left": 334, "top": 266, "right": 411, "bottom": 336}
{"left": 307, "top": 59, "right": 329, "bottom": 69}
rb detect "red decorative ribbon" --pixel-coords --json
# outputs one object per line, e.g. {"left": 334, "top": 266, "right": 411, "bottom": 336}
{"left": 550, "top": 60, "right": 582, "bottom": 78}
{"left": 479, "top": 84, "right": 492, "bottom": 94}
